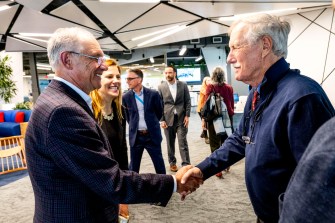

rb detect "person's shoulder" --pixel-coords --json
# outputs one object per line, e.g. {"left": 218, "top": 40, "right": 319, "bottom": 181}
{"left": 145, "top": 87, "right": 158, "bottom": 93}
{"left": 122, "top": 89, "right": 133, "bottom": 98}
{"left": 157, "top": 81, "right": 166, "bottom": 89}
{"left": 282, "top": 69, "right": 323, "bottom": 94}
{"left": 178, "top": 80, "right": 187, "bottom": 86}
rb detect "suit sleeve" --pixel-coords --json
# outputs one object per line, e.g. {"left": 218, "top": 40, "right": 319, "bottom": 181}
{"left": 157, "top": 86, "right": 165, "bottom": 122}
{"left": 47, "top": 106, "right": 174, "bottom": 206}
{"left": 153, "top": 90, "right": 163, "bottom": 120}
{"left": 122, "top": 94, "right": 130, "bottom": 123}
{"left": 120, "top": 108, "right": 129, "bottom": 170}
{"left": 279, "top": 118, "right": 335, "bottom": 222}
{"left": 183, "top": 83, "right": 191, "bottom": 117}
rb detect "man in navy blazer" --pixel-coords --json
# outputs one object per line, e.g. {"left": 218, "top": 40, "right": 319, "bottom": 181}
{"left": 122, "top": 68, "right": 166, "bottom": 174}
{"left": 25, "top": 27, "right": 201, "bottom": 223}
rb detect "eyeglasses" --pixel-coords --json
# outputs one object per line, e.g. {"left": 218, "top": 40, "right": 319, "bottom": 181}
{"left": 125, "top": 77, "right": 139, "bottom": 81}
{"left": 68, "top": 51, "right": 107, "bottom": 67}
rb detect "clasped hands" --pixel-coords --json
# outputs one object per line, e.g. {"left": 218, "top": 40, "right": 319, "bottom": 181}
{"left": 175, "top": 165, "right": 203, "bottom": 201}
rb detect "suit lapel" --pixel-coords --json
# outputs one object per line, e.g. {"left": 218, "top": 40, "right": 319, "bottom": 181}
{"left": 130, "top": 91, "right": 139, "bottom": 113}
{"left": 143, "top": 87, "right": 148, "bottom": 110}
{"left": 50, "top": 80, "right": 94, "bottom": 119}
{"left": 164, "top": 81, "right": 175, "bottom": 103}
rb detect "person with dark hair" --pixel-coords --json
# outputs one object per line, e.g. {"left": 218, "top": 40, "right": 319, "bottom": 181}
{"left": 181, "top": 14, "right": 334, "bottom": 222}
{"left": 204, "top": 66, "right": 234, "bottom": 177}
{"left": 25, "top": 27, "right": 202, "bottom": 223}
{"left": 122, "top": 68, "right": 166, "bottom": 174}
{"left": 158, "top": 65, "right": 191, "bottom": 172}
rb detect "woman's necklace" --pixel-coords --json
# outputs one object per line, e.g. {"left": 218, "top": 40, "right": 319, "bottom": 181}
{"left": 102, "top": 112, "right": 114, "bottom": 121}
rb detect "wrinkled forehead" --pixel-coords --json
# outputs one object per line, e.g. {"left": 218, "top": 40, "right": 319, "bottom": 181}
{"left": 229, "top": 23, "right": 249, "bottom": 45}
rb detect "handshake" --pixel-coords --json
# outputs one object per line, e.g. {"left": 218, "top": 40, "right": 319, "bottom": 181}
{"left": 175, "top": 165, "right": 204, "bottom": 201}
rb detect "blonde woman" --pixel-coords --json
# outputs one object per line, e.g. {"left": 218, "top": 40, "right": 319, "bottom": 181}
{"left": 197, "top": 76, "right": 211, "bottom": 144}
{"left": 90, "top": 59, "right": 129, "bottom": 222}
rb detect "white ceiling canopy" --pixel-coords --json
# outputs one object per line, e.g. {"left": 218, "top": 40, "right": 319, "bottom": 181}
{"left": 0, "top": 0, "right": 332, "bottom": 53}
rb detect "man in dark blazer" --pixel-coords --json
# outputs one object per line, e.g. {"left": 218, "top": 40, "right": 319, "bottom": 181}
{"left": 25, "top": 27, "right": 200, "bottom": 223}
{"left": 158, "top": 66, "right": 191, "bottom": 172}
{"left": 122, "top": 68, "right": 166, "bottom": 174}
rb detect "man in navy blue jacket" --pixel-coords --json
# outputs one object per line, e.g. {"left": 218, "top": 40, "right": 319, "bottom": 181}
{"left": 181, "top": 14, "right": 335, "bottom": 222}
{"left": 123, "top": 68, "right": 166, "bottom": 174}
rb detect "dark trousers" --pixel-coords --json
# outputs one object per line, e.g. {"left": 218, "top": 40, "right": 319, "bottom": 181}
{"left": 129, "top": 134, "right": 166, "bottom": 174}
{"left": 198, "top": 112, "right": 208, "bottom": 138}
{"left": 164, "top": 114, "right": 191, "bottom": 166}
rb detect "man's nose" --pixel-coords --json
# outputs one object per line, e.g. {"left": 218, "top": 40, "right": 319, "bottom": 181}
{"left": 226, "top": 52, "right": 235, "bottom": 64}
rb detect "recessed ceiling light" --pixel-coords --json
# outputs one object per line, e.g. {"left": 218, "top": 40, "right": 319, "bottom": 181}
{"left": 179, "top": 45, "right": 187, "bottom": 56}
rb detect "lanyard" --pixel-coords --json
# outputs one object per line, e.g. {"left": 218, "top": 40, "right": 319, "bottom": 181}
{"left": 134, "top": 94, "right": 144, "bottom": 105}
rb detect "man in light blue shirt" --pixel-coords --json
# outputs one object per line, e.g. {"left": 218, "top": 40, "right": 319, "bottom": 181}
{"left": 123, "top": 68, "right": 166, "bottom": 174}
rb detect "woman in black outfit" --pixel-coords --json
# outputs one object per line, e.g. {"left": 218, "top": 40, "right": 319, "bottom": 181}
{"left": 90, "top": 59, "right": 129, "bottom": 222}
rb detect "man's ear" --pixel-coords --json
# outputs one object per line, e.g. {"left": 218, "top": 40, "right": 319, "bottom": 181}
{"left": 261, "top": 35, "right": 272, "bottom": 58}
{"left": 60, "top": 51, "right": 73, "bottom": 70}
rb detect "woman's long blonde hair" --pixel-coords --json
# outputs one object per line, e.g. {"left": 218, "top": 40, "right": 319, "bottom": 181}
{"left": 90, "top": 59, "right": 123, "bottom": 125}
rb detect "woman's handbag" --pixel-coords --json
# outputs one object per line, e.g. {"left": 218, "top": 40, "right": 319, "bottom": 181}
{"left": 213, "top": 116, "right": 226, "bottom": 135}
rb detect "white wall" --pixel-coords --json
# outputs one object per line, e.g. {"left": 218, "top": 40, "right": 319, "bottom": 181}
{"left": 285, "top": 8, "right": 335, "bottom": 107}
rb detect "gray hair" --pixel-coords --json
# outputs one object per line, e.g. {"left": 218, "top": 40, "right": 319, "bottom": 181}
{"left": 229, "top": 14, "right": 291, "bottom": 58}
{"left": 211, "top": 66, "right": 226, "bottom": 85}
{"left": 47, "top": 27, "right": 96, "bottom": 70}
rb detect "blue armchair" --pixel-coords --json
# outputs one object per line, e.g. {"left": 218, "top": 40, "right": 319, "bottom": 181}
{"left": 0, "top": 110, "right": 32, "bottom": 137}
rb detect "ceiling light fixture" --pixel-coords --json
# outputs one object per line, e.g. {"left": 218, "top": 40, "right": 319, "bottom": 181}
{"left": 132, "top": 25, "right": 180, "bottom": 41}
{"left": 18, "top": 33, "right": 53, "bottom": 37}
{"left": 195, "top": 55, "right": 203, "bottom": 62}
{"left": 137, "top": 25, "right": 187, "bottom": 47}
{"left": 100, "top": 0, "right": 160, "bottom": 3}
{"left": 150, "top": 57, "right": 155, "bottom": 63}
{"left": 179, "top": 45, "right": 187, "bottom": 56}
{"left": 14, "top": 35, "right": 48, "bottom": 43}
{"left": 219, "top": 8, "right": 297, "bottom": 21}
{"left": 0, "top": 5, "right": 10, "bottom": 12}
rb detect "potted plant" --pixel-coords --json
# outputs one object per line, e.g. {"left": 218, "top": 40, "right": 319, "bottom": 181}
{"left": 13, "top": 101, "right": 32, "bottom": 110}
{"left": 0, "top": 55, "right": 17, "bottom": 103}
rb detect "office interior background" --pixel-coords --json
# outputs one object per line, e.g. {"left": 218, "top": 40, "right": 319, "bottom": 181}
{"left": 0, "top": 0, "right": 334, "bottom": 109}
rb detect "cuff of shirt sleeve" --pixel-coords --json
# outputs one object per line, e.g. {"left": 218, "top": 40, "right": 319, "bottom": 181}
{"left": 172, "top": 175, "right": 177, "bottom": 192}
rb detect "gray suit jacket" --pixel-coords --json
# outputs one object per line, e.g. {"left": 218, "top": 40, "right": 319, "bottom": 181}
{"left": 158, "top": 80, "right": 191, "bottom": 126}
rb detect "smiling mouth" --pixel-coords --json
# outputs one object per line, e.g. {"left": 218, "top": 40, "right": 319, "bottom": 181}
{"left": 109, "top": 86, "right": 119, "bottom": 90}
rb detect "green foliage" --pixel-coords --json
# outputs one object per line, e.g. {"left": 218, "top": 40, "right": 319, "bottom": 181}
{"left": 13, "top": 101, "right": 32, "bottom": 110}
{"left": 0, "top": 55, "right": 17, "bottom": 103}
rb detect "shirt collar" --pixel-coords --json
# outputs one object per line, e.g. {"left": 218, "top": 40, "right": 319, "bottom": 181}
{"left": 132, "top": 87, "right": 143, "bottom": 96}
{"left": 54, "top": 76, "right": 92, "bottom": 111}
{"left": 167, "top": 80, "right": 177, "bottom": 87}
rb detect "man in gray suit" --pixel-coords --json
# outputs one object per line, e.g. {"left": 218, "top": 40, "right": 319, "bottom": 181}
{"left": 158, "top": 66, "right": 191, "bottom": 172}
